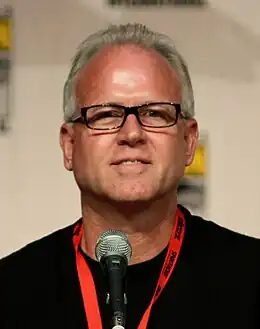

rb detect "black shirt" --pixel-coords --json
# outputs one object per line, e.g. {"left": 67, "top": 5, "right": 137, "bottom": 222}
{"left": 80, "top": 246, "right": 166, "bottom": 329}
{"left": 1, "top": 206, "right": 260, "bottom": 329}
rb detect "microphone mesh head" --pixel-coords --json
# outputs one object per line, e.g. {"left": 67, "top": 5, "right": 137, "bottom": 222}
{"left": 95, "top": 229, "right": 132, "bottom": 264}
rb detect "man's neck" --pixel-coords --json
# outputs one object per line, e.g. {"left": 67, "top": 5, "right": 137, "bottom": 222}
{"left": 80, "top": 194, "right": 177, "bottom": 265}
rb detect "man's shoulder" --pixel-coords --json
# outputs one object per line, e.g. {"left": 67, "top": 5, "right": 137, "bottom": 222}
{"left": 192, "top": 211, "right": 260, "bottom": 248}
{"left": 183, "top": 207, "right": 260, "bottom": 270}
{"left": 0, "top": 221, "right": 81, "bottom": 320}
{"left": 0, "top": 221, "right": 78, "bottom": 276}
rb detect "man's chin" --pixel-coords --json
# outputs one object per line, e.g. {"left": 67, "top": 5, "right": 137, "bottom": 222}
{"left": 80, "top": 180, "right": 162, "bottom": 204}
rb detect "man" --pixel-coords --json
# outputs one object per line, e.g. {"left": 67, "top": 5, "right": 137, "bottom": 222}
{"left": 0, "top": 23, "right": 260, "bottom": 329}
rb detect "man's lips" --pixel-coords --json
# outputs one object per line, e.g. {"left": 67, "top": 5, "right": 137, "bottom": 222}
{"left": 111, "top": 158, "right": 151, "bottom": 165}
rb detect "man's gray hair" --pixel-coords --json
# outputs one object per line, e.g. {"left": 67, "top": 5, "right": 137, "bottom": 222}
{"left": 63, "top": 23, "right": 195, "bottom": 122}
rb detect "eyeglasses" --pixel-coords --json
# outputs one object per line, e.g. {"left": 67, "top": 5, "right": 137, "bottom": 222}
{"left": 71, "top": 102, "right": 182, "bottom": 130}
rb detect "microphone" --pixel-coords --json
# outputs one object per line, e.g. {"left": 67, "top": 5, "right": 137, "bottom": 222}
{"left": 95, "top": 229, "right": 132, "bottom": 329}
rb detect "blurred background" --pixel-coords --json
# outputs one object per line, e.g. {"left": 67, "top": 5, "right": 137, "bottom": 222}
{"left": 0, "top": 0, "right": 260, "bottom": 257}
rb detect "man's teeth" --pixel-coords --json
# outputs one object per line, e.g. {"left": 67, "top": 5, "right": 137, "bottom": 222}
{"left": 120, "top": 160, "right": 142, "bottom": 165}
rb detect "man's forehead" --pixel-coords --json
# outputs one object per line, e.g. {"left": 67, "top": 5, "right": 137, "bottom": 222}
{"left": 75, "top": 44, "right": 181, "bottom": 106}
{"left": 76, "top": 44, "right": 177, "bottom": 80}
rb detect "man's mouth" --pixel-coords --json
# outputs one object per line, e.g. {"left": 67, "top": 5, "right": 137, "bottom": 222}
{"left": 112, "top": 159, "right": 151, "bottom": 165}
{"left": 118, "top": 160, "right": 145, "bottom": 165}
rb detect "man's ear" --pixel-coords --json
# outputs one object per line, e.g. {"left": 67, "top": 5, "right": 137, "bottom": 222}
{"left": 184, "top": 119, "right": 199, "bottom": 167}
{"left": 60, "top": 123, "right": 74, "bottom": 171}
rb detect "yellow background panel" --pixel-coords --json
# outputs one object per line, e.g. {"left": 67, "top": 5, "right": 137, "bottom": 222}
{"left": 0, "top": 18, "right": 11, "bottom": 50}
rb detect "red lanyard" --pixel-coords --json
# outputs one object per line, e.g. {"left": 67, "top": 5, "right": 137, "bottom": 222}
{"left": 73, "top": 208, "right": 186, "bottom": 329}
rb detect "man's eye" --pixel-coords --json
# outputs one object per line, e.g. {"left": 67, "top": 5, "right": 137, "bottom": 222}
{"left": 144, "top": 110, "right": 160, "bottom": 116}
{"left": 89, "top": 110, "right": 122, "bottom": 121}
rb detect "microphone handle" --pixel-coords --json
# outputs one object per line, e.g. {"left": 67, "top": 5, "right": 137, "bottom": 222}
{"left": 102, "top": 255, "right": 127, "bottom": 329}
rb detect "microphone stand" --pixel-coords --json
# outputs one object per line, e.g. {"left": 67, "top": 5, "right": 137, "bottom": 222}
{"left": 101, "top": 254, "right": 128, "bottom": 329}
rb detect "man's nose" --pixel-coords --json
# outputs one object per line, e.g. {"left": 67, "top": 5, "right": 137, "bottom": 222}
{"left": 115, "top": 114, "right": 146, "bottom": 147}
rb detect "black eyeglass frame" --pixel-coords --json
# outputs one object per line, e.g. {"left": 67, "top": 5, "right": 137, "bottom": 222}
{"left": 71, "top": 102, "right": 182, "bottom": 130}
